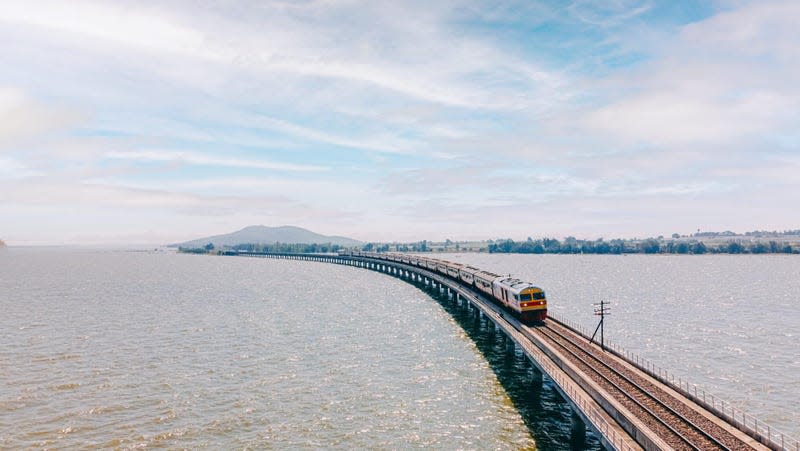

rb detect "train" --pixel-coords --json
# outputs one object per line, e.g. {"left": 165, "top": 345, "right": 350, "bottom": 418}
{"left": 343, "top": 251, "right": 547, "bottom": 324}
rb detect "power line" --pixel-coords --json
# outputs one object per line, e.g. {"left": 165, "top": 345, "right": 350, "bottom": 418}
{"left": 590, "top": 300, "right": 610, "bottom": 351}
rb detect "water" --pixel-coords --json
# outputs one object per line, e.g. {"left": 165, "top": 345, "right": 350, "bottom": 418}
{"left": 440, "top": 253, "right": 800, "bottom": 439}
{"left": 0, "top": 248, "right": 542, "bottom": 449}
{"left": 2, "top": 249, "right": 797, "bottom": 448}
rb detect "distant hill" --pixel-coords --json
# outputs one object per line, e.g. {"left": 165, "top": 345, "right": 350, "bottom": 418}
{"left": 172, "top": 225, "right": 362, "bottom": 248}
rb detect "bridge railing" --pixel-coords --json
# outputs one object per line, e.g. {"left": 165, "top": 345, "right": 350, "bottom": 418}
{"left": 512, "top": 325, "right": 637, "bottom": 451}
{"left": 549, "top": 312, "right": 799, "bottom": 451}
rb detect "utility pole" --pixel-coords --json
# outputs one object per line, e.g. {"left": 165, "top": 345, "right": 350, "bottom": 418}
{"left": 590, "top": 300, "right": 610, "bottom": 351}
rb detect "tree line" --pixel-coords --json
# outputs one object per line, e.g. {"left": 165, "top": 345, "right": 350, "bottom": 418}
{"left": 231, "top": 242, "right": 343, "bottom": 254}
{"left": 179, "top": 242, "right": 344, "bottom": 254}
{"left": 179, "top": 237, "right": 798, "bottom": 256}
{"left": 487, "top": 238, "right": 797, "bottom": 254}
{"left": 362, "top": 241, "right": 428, "bottom": 252}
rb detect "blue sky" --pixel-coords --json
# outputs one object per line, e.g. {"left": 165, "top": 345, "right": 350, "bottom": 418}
{"left": 1, "top": 0, "right": 798, "bottom": 245}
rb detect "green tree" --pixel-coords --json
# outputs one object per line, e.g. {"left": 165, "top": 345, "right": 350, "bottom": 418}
{"left": 561, "top": 236, "right": 578, "bottom": 254}
{"left": 640, "top": 239, "right": 661, "bottom": 254}
{"left": 542, "top": 238, "right": 561, "bottom": 253}
{"left": 515, "top": 241, "right": 537, "bottom": 253}
{"left": 609, "top": 239, "right": 625, "bottom": 254}
{"left": 691, "top": 242, "right": 707, "bottom": 254}
{"left": 594, "top": 240, "right": 611, "bottom": 254}
{"left": 726, "top": 241, "right": 744, "bottom": 254}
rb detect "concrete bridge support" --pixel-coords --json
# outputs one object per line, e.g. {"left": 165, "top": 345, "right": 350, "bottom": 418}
{"left": 571, "top": 410, "right": 588, "bottom": 447}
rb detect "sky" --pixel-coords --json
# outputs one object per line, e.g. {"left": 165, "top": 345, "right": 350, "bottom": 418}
{"left": 1, "top": 0, "right": 798, "bottom": 245}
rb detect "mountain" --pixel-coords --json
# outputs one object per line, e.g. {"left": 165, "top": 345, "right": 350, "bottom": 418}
{"left": 172, "top": 225, "right": 362, "bottom": 248}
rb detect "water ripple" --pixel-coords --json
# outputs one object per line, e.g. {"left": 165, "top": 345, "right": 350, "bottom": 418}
{"left": 0, "top": 249, "right": 539, "bottom": 449}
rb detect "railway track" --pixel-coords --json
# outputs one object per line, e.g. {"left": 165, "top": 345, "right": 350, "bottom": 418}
{"left": 531, "top": 322, "right": 755, "bottom": 450}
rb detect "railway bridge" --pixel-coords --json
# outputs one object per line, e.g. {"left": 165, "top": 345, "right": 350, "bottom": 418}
{"left": 230, "top": 251, "right": 797, "bottom": 451}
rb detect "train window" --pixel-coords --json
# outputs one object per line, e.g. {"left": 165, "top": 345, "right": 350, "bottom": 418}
{"left": 519, "top": 293, "right": 532, "bottom": 301}
{"left": 532, "top": 292, "right": 545, "bottom": 300}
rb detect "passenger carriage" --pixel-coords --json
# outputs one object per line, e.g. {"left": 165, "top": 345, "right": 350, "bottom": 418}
{"left": 473, "top": 270, "right": 502, "bottom": 297}
{"left": 445, "top": 262, "right": 463, "bottom": 279}
{"left": 457, "top": 266, "right": 480, "bottom": 285}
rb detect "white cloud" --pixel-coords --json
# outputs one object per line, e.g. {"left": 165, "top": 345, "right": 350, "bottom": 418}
{"left": 0, "top": 1, "right": 206, "bottom": 56}
{"left": 105, "top": 150, "right": 329, "bottom": 172}
{"left": 84, "top": 176, "right": 373, "bottom": 215}
{"left": 568, "top": 0, "right": 652, "bottom": 27}
{"left": 0, "top": 88, "right": 79, "bottom": 148}
{"left": 0, "top": 178, "right": 309, "bottom": 219}
{"left": 1, "top": 1, "right": 566, "bottom": 111}
{"left": 579, "top": 1, "right": 800, "bottom": 146}
{"left": 222, "top": 112, "right": 426, "bottom": 155}
{"left": 0, "top": 157, "right": 42, "bottom": 179}
{"left": 583, "top": 90, "right": 792, "bottom": 144}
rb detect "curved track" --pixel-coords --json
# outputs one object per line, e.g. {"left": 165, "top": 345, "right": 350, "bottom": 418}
{"left": 533, "top": 322, "right": 754, "bottom": 450}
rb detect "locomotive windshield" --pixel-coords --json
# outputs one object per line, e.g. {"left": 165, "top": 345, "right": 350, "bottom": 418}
{"left": 532, "top": 292, "right": 545, "bottom": 300}
{"left": 519, "top": 293, "right": 532, "bottom": 301}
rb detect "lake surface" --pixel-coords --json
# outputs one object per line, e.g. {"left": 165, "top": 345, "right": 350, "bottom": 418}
{"left": 1, "top": 249, "right": 797, "bottom": 448}
{"left": 1, "top": 248, "right": 564, "bottom": 449}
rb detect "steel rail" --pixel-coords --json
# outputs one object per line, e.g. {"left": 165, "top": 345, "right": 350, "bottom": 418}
{"left": 537, "top": 324, "right": 734, "bottom": 451}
